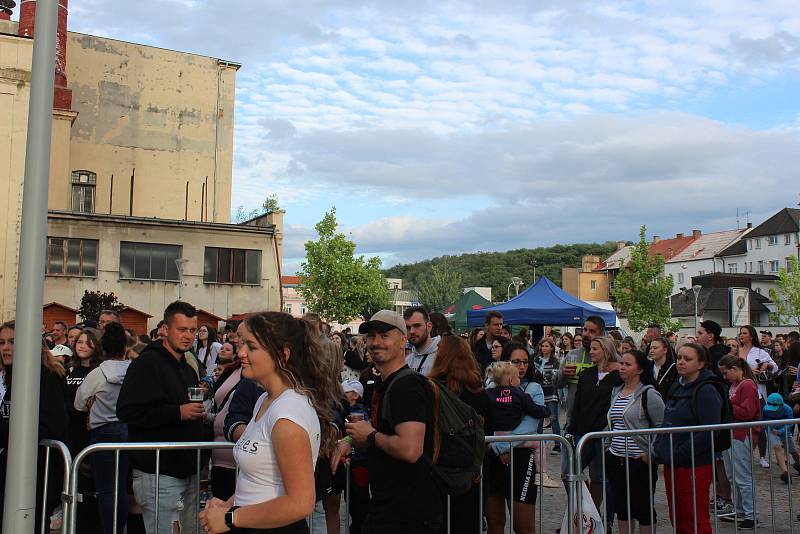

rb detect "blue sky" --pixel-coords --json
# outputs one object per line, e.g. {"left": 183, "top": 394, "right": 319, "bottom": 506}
{"left": 64, "top": 1, "right": 800, "bottom": 273}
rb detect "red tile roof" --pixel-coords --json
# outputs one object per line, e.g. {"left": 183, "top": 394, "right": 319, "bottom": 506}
{"left": 281, "top": 275, "right": 301, "bottom": 285}
{"left": 648, "top": 235, "right": 696, "bottom": 261}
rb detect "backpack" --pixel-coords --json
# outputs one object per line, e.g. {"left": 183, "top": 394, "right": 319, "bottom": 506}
{"left": 381, "top": 368, "right": 485, "bottom": 496}
{"left": 688, "top": 377, "right": 734, "bottom": 452}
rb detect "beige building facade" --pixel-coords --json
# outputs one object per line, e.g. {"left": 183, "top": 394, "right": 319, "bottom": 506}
{"left": 0, "top": 14, "right": 281, "bottom": 327}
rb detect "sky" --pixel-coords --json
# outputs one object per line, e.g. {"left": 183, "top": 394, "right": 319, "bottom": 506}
{"left": 62, "top": 0, "right": 800, "bottom": 273}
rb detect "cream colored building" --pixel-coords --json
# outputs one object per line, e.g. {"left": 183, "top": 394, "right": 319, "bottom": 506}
{"left": 0, "top": 13, "right": 282, "bottom": 327}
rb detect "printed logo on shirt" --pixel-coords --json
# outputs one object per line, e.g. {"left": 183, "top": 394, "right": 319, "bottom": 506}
{"left": 496, "top": 389, "right": 514, "bottom": 403}
{"left": 236, "top": 439, "right": 260, "bottom": 454}
{"left": 0, "top": 400, "right": 10, "bottom": 419}
{"left": 66, "top": 376, "right": 84, "bottom": 386}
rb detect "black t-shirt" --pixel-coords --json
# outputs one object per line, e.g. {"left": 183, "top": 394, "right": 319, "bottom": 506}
{"left": 368, "top": 366, "right": 442, "bottom": 525}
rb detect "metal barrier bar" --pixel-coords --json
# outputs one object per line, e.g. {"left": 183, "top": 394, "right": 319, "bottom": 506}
{"left": 38, "top": 440, "right": 72, "bottom": 534}
{"left": 576, "top": 417, "right": 800, "bottom": 534}
{"left": 484, "top": 433, "right": 574, "bottom": 534}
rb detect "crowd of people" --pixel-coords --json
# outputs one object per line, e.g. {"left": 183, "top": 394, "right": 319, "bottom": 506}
{"left": 1, "top": 302, "right": 800, "bottom": 534}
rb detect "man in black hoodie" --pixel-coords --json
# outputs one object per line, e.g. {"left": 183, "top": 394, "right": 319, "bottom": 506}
{"left": 117, "top": 301, "right": 207, "bottom": 534}
{"left": 697, "top": 320, "right": 729, "bottom": 377}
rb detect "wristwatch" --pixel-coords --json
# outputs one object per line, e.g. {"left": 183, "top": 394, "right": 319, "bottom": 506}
{"left": 367, "top": 430, "right": 378, "bottom": 448}
{"left": 224, "top": 506, "right": 240, "bottom": 529}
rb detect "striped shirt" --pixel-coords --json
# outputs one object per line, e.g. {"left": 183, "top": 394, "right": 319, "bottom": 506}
{"left": 609, "top": 393, "right": 645, "bottom": 457}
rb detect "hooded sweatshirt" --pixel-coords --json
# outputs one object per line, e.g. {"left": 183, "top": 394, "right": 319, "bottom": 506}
{"left": 654, "top": 369, "right": 724, "bottom": 467}
{"left": 74, "top": 359, "right": 131, "bottom": 429}
{"left": 708, "top": 343, "right": 731, "bottom": 378}
{"left": 406, "top": 335, "right": 440, "bottom": 376}
{"left": 117, "top": 341, "right": 208, "bottom": 478}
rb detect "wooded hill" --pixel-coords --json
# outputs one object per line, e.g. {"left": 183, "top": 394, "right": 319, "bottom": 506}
{"left": 383, "top": 242, "right": 624, "bottom": 301}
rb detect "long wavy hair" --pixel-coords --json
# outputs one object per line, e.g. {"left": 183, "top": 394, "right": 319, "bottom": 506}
{"left": 429, "top": 335, "right": 483, "bottom": 395}
{"left": 244, "top": 312, "right": 341, "bottom": 457}
{"left": 73, "top": 329, "right": 104, "bottom": 369}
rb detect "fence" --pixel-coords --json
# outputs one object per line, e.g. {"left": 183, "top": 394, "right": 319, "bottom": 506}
{"left": 575, "top": 417, "right": 800, "bottom": 534}
{"left": 37, "top": 439, "right": 72, "bottom": 534}
{"left": 26, "top": 419, "right": 800, "bottom": 534}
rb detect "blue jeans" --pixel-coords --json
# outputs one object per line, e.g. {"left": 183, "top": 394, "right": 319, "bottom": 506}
{"left": 90, "top": 422, "right": 129, "bottom": 534}
{"left": 132, "top": 469, "right": 199, "bottom": 534}
{"left": 723, "top": 436, "right": 755, "bottom": 520}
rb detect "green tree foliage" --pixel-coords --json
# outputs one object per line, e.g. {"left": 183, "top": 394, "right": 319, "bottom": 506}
{"left": 769, "top": 256, "right": 800, "bottom": 326}
{"left": 383, "top": 242, "right": 622, "bottom": 300}
{"left": 415, "top": 263, "right": 463, "bottom": 313}
{"left": 611, "top": 226, "right": 681, "bottom": 332}
{"left": 79, "top": 290, "right": 125, "bottom": 322}
{"left": 298, "top": 208, "right": 391, "bottom": 323}
{"left": 234, "top": 194, "right": 281, "bottom": 223}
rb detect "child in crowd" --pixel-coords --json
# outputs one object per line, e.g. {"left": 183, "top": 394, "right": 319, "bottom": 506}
{"left": 762, "top": 392, "right": 800, "bottom": 483}
{"left": 486, "top": 362, "right": 550, "bottom": 458}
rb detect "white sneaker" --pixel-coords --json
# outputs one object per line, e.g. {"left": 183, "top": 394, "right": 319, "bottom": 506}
{"left": 759, "top": 457, "right": 770, "bottom": 468}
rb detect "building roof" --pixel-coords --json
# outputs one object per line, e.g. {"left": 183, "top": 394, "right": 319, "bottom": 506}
{"left": 196, "top": 308, "right": 224, "bottom": 321}
{"left": 48, "top": 211, "right": 276, "bottom": 235}
{"left": 119, "top": 306, "right": 153, "bottom": 318}
{"left": 281, "top": 276, "right": 300, "bottom": 286}
{"left": 43, "top": 302, "right": 79, "bottom": 313}
{"left": 649, "top": 234, "right": 696, "bottom": 261}
{"left": 665, "top": 229, "right": 746, "bottom": 264}
{"left": 746, "top": 208, "right": 800, "bottom": 239}
{"left": 670, "top": 288, "right": 771, "bottom": 316}
{"left": 593, "top": 246, "right": 633, "bottom": 271}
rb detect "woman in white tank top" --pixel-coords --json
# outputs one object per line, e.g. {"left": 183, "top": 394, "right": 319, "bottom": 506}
{"left": 199, "top": 312, "right": 341, "bottom": 534}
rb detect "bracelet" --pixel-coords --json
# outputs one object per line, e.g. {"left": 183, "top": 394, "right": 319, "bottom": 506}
{"left": 367, "top": 430, "right": 378, "bottom": 448}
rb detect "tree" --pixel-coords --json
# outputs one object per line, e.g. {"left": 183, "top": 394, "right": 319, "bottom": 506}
{"left": 298, "top": 208, "right": 391, "bottom": 323}
{"left": 612, "top": 226, "right": 681, "bottom": 332}
{"left": 769, "top": 256, "right": 800, "bottom": 326}
{"left": 234, "top": 194, "right": 281, "bottom": 223}
{"left": 415, "top": 263, "right": 463, "bottom": 313}
{"left": 79, "top": 290, "right": 125, "bottom": 322}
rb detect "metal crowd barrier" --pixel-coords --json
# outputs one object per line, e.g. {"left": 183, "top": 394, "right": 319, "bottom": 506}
{"left": 48, "top": 418, "right": 800, "bottom": 534}
{"left": 38, "top": 439, "right": 72, "bottom": 534}
{"left": 576, "top": 417, "right": 800, "bottom": 534}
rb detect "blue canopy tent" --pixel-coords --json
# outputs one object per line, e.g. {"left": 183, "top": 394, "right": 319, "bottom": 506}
{"left": 466, "top": 276, "right": 617, "bottom": 327}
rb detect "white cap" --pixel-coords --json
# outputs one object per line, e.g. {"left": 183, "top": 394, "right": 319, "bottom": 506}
{"left": 342, "top": 378, "right": 364, "bottom": 398}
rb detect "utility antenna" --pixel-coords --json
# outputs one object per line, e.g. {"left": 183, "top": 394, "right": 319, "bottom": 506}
{"left": 736, "top": 208, "right": 740, "bottom": 229}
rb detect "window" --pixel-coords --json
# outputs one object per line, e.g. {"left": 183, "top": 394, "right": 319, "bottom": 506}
{"left": 590, "top": 280, "right": 597, "bottom": 290}
{"left": 204, "top": 247, "right": 261, "bottom": 284}
{"left": 698, "top": 270, "right": 705, "bottom": 275}
{"left": 71, "top": 171, "right": 96, "bottom": 213}
{"left": 748, "top": 261, "right": 753, "bottom": 272}
{"left": 46, "top": 237, "right": 97, "bottom": 277}
{"left": 758, "top": 260, "right": 766, "bottom": 274}
{"left": 755, "top": 239, "right": 761, "bottom": 249}
{"left": 789, "top": 259, "right": 795, "bottom": 272}
{"left": 786, "top": 234, "right": 792, "bottom": 245}
{"left": 770, "top": 260, "right": 780, "bottom": 272}
{"left": 728, "top": 263, "right": 737, "bottom": 273}
{"left": 119, "top": 242, "right": 181, "bottom": 281}
{"left": 677, "top": 272, "right": 685, "bottom": 284}
{"left": 284, "top": 303, "right": 293, "bottom": 314}
{"left": 768, "top": 235, "right": 778, "bottom": 246}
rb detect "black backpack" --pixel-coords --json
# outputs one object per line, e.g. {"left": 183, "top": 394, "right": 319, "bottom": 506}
{"left": 382, "top": 368, "right": 485, "bottom": 496}
{"left": 688, "top": 377, "right": 734, "bottom": 452}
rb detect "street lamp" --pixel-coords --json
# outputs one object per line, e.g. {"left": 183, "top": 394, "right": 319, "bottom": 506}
{"left": 692, "top": 284, "right": 702, "bottom": 331}
{"left": 507, "top": 277, "right": 524, "bottom": 300}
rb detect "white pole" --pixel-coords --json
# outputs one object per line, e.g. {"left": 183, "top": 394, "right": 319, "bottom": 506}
{"left": 2, "top": 1, "right": 58, "bottom": 532}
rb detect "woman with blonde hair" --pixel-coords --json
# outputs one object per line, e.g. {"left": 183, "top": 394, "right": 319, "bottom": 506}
{"left": 565, "top": 335, "right": 622, "bottom": 511}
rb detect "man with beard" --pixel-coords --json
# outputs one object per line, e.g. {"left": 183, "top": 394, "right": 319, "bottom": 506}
{"left": 346, "top": 310, "right": 439, "bottom": 533}
{"left": 403, "top": 307, "right": 439, "bottom": 376}
{"left": 117, "top": 301, "right": 206, "bottom": 534}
